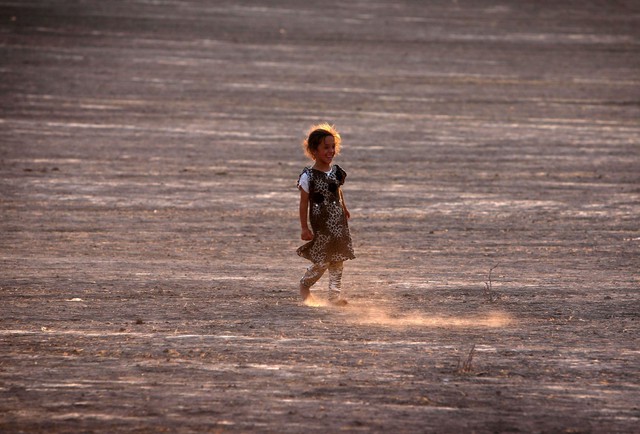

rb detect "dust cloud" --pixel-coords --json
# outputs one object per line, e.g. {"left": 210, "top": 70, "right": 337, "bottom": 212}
{"left": 305, "top": 298, "right": 511, "bottom": 328}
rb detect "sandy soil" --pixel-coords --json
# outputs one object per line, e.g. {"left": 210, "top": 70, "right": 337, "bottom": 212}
{"left": 1, "top": 0, "right": 639, "bottom": 432}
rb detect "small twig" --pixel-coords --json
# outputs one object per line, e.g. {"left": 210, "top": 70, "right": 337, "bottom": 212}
{"left": 483, "top": 263, "right": 500, "bottom": 303}
{"left": 456, "top": 344, "right": 476, "bottom": 374}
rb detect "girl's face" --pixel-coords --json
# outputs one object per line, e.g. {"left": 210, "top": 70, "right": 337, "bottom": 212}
{"left": 313, "top": 135, "right": 336, "bottom": 166}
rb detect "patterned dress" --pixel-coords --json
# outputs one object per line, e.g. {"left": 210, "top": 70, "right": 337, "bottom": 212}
{"left": 297, "top": 165, "right": 356, "bottom": 264}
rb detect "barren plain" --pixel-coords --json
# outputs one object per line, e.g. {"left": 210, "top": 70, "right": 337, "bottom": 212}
{"left": 1, "top": 1, "right": 639, "bottom": 432}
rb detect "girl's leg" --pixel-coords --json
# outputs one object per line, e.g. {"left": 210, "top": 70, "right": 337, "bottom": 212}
{"left": 328, "top": 261, "right": 345, "bottom": 303}
{"left": 300, "top": 262, "right": 329, "bottom": 300}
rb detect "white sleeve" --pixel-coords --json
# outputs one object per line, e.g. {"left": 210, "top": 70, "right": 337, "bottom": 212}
{"left": 298, "top": 172, "right": 310, "bottom": 193}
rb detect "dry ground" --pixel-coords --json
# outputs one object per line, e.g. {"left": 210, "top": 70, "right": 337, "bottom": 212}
{"left": 1, "top": 1, "right": 639, "bottom": 432}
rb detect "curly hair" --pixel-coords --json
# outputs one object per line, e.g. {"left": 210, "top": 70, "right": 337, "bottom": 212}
{"left": 302, "top": 123, "right": 342, "bottom": 160}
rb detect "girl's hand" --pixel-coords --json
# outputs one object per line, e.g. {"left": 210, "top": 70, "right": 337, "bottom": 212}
{"left": 339, "top": 189, "right": 351, "bottom": 220}
{"left": 301, "top": 228, "right": 314, "bottom": 241}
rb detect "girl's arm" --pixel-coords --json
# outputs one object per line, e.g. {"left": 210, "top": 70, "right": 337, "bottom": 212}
{"left": 299, "top": 189, "right": 313, "bottom": 240}
{"left": 339, "top": 188, "right": 351, "bottom": 220}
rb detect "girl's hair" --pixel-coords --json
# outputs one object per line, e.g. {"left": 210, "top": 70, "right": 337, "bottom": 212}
{"left": 302, "top": 123, "right": 342, "bottom": 160}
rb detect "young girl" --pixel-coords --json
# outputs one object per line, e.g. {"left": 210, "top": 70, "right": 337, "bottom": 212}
{"left": 297, "top": 123, "right": 355, "bottom": 305}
